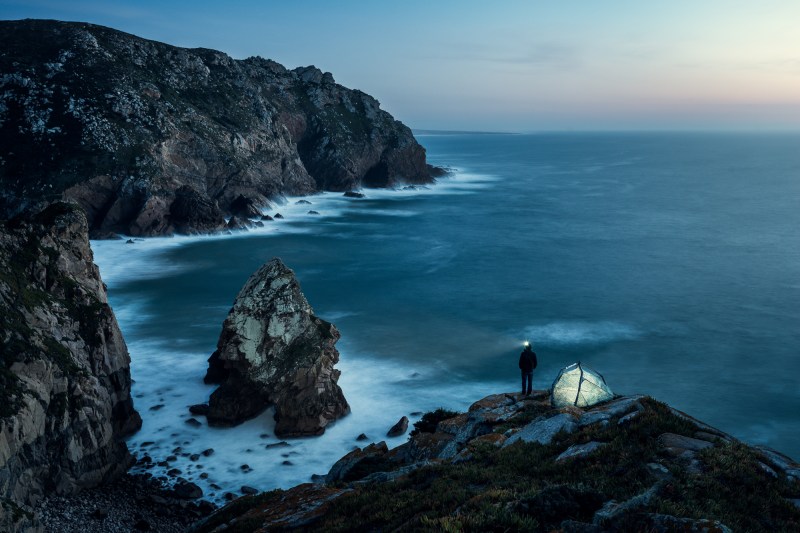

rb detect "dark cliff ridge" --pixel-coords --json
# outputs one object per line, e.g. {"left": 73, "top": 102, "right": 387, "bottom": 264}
{"left": 0, "top": 202, "right": 142, "bottom": 533}
{"left": 0, "top": 19, "right": 437, "bottom": 237}
{"left": 195, "top": 392, "right": 800, "bottom": 532}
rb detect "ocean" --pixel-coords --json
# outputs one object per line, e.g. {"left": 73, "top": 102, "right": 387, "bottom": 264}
{"left": 91, "top": 132, "right": 800, "bottom": 501}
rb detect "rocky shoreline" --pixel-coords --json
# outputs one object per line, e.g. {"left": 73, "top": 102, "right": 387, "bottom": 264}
{"left": 0, "top": 19, "right": 441, "bottom": 238}
{"left": 37, "top": 473, "right": 210, "bottom": 533}
{"left": 192, "top": 391, "right": 800, "bottom": 532}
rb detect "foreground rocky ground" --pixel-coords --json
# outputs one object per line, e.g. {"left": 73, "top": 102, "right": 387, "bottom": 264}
{"left": 194, "top": 391, "right": 800, "bottom": 532}
{"left": 37, "top": 473, "right": 211, "bottom": 533}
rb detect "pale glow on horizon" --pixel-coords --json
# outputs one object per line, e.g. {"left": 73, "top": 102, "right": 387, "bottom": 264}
{"left": 1, "top": 0, "right": 799, "bottom": 131}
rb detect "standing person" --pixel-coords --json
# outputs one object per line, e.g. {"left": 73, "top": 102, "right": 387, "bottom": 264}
{"left": 519, "top": 342, "right": 538, "bottom": 396}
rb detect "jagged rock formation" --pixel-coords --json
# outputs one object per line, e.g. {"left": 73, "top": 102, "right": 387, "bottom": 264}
{"left": 195, "top": 392, "right": 800, "bottom": 531}
{"left": 0, "top": 19, "right": 438, "bottom": 237}
{"left": 204, "top": 258, "right": 349, "bottom": 437}
{"left": 0, "top": 202, "right": 142, "bottom": 533}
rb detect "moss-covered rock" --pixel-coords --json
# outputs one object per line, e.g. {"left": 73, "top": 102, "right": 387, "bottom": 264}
{"left": 194, "top": 393, "right": 800, "bottom": 532}
{"left": 0, "top": 202, "right": 142, "bottom": 532}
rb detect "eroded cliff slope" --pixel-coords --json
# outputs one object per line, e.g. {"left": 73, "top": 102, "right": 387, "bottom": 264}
{"left": 0, "top": 19, "right": 436, "bottom": 237}
{"left": 0, "top": 202, "right": 141, "bottom": 532}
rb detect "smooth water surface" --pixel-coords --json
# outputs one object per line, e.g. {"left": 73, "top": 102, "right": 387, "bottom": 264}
{"left": 93, "top": 132, "right": 800, "bottom": 500}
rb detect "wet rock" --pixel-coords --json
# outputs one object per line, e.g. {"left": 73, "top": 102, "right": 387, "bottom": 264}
{"left": 149, "top": 404, "right": 165, "bottom": 411}
{"left": 189, "top": 403, "right": 210, "bottom": 416}
{"left": 167, "top": 468, "right": 182, "bottom": 477}
{"left": 173, "top": 480, "right": 203, "bottom": 500}
{"left": 356, "top": 433, "right": 369, "bottom": 441}
{"left": 266, "top": 441, "right": 291, "bottom": 449}
{"left": 229, "top": 195, "right": 264, "bottom": 218}
{"left": 126, "top": 238, "right": 135, "bottom": 244}
{"left": 387, "top": 416, "right": 409, "bottom": 437}
{"left": 241, "top": 486, "right": 259, "bottom": 495}
{"left": 343, "top": 191, "right": 365, "bottom": 198}
{"left": 189, "top": 454, "right": 200, "bottom": 461}
{"left": 205, "top": 258, "right": 349, "bottom": 436}
{"left": 185, "top": 418, "right": 202, "bottom": 427}
{"left": 296, "top": 199, "right": 312, "bottom": 205}
{"left": 307, "top": 210, "right": 320, "bottom": 214}
{"left": 201, "top": 448, "right": 215, "bottom": 457}
{"left": 261, "top": 215, "right": 274, "bottom": 221}
{"left": 327, "top": 442, "right": 390, "bottom": 483}
{"left": 274, "top": 213, "right": 284, "bottom": 219}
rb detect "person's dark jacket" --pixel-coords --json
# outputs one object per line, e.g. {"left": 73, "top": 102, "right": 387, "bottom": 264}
{"left": 519, "top": 348, "right": 538, "bottom": 373}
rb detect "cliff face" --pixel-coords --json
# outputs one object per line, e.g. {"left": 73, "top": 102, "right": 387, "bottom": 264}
{"left": 0, "top": 202, "right": 141, "bottom": 532}
{"left": 204, "top": 258, "right": 349, "bottom": 437}
{"left": 0, "top": 19, "right": 435, "bottom": 237}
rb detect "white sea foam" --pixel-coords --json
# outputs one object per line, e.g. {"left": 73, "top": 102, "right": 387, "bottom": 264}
{"left": 522, "top": 321, "right": 640, "bottom": 346}
{"left": 91, "top": 169, "right": 506, "bottom": 502}
{"left": 125, "top": 338, "right": 505, "bottom": 502}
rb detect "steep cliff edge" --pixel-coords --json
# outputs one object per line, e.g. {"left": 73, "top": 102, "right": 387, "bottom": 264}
{"left": 196, "top": 393, "right": 800, "bottom": 532}
{"left": 0, "top": 19, "right": 436, "bottom": 237}
{"left": 0, "top": 202, "right": 142, "bottom": 532}
{"left": 204, "top": 258, "right": 349, "bottom": 437}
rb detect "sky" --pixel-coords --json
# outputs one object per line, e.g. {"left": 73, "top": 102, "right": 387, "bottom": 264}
{"left": 2, "top": 0, "right": 800, "bottom": 131}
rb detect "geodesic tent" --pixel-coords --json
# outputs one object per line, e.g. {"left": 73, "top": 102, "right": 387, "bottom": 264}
{"left": 550, "top": 362, "right": 614, "bottom": 408}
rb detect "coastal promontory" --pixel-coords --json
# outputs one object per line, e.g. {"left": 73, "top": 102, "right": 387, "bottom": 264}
{"left": 0, "top": 19, "right": 437, "bottom": 237}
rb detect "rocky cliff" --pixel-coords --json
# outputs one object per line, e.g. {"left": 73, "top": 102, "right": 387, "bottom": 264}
{"left": 204, "top": 258, "right": 349, "bottom": 437}
{"left": 196, "top": 392, "right": 800, "bottom": 532}
{"left": 0, "top": 202, "right": 142, "bottom": 533}
{"left": 0, "top": 19, "right": 437, "bottom": 237}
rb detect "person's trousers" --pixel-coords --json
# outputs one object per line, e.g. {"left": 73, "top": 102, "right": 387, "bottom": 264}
{"left": 521, "top": 371, "right": 533, "bottom": 395}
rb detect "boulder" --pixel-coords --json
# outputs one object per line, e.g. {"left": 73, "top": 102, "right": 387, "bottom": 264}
{"left": 503, "top": 414, "right": 578, "bottom": 447}
{"left": 387, "top": 416, "right": 409, "bottom": 437}
{"left": 205, "top": 258, "right": 349, "bottom": 436}
{"left": 556, "top": 441, "right": 607, "bottom": 462}
{"left": 343, "top": 191, "right": 365, "bottom": 198}
{"left": 326, "top": 442, "right": 390, "bottom": 483}
{"left": 189, "top": 403, "right": 210, "bottom": 416}
{"left": 657, "top": 433, "right": 714, "bottom": 456}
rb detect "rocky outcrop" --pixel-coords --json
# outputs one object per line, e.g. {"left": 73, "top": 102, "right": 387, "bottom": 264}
{"left": 195, "top": 392, "right": 800, "bottom": 531}
{"left": 0, "top": 202, "right": 141, "bottom": 532}
{"left": 0, "top": 19, "right": 437, "bottom": 237}
{"left": 204, "top": 258, "right": 349, "bottom": 437}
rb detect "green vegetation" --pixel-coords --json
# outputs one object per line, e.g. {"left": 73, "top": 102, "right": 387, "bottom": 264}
{"left": 198, "top": 397, "right": 800, "bottom": 532}
{"left": 410, "top": 408, "right": 460, "bottom": 436}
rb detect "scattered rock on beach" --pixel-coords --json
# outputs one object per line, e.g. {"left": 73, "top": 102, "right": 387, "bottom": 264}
{"left": 189, "top": 403, "right": 210, "bottom": 416}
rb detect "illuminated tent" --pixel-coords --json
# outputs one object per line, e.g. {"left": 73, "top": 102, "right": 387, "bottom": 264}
{"left": 550, "top": 362, "right": 614, "bottom": 408}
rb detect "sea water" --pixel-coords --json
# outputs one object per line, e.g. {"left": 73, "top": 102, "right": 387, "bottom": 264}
{"left": 91, "top": 132, "right": 800, "bottom": 501}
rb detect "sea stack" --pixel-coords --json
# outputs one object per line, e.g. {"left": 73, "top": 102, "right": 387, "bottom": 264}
{"left": 204, "top": 258, "right": 349, "bottom": 437}
{"left": 0, "top": 203, "right": 141, "bottom": 533}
